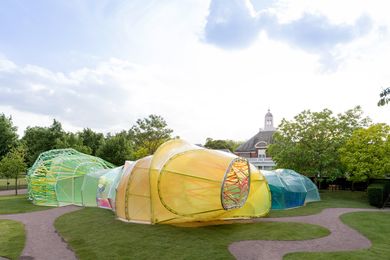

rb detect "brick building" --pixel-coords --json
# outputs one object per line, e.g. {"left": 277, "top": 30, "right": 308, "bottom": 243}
{"left": 235, "top": 110, "right": 277, "bottom": 170}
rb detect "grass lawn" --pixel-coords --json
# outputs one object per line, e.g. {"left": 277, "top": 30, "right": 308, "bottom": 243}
{"left": 0, "top": 219, "right": 25, "bottom": 260}
{"left": 285, "top": 211, "right": 390, "bottom": 260}
{"left": 55, "top": 207, "right": 330, "bottom": 260}
{"left": 0, "top": 178, "right": 27, "bottom": 191}
{"left": 0, "top": 195, "right": 48, "bottom": 214}
{"left": 268, "top": 190, "right": 374, "bottom": 218}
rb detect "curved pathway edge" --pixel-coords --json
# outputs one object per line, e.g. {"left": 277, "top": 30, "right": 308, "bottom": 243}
{"left": 0, "top": 206, "right": 82, "bottom": 260}
{"left": 229, "top": 208, "right": 389, "bottom": 260}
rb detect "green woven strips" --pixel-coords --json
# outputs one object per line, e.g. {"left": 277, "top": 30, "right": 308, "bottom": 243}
{"left": 27, "top": 148, "right": 115, "bottom": 206}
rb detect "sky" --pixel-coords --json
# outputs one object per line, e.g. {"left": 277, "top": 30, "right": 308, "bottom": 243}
{"left": 0, "top": 0, "right": 389, "bottom": 143}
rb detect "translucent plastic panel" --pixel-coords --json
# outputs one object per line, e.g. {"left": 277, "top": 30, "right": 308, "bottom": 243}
{"left": 82, "top": 171, "right": 108, "bottom": 207}
{"left": 56, "top": 178, "right": 73, "bottom": 205}
{"left": 263, "top": 169, "right": 310, "bottom": 210}
{"left": 27, "top": 149, "right": 115, "bottom": 206}
{"left": 97, "top": 166, "right": 125, "bottom": 210}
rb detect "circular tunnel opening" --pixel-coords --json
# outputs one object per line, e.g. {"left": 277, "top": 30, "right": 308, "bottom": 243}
{"left": 221, "top": 157, "right": 251, "bottom": 210}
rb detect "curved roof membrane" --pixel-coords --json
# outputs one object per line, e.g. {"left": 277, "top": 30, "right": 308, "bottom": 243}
{"left": 27, "top": 149, "right": 115, "bottom": 206}
{"left": 262, "top": 169, "right": 320, "bottom": 210}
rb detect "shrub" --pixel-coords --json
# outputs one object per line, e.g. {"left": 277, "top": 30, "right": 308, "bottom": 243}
{"left": 367, "top": 183, "right": 387, "bottom": 207}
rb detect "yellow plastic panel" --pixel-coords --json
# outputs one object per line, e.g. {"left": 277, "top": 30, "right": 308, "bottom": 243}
{"left": 158, "top": 150, "right": 236, "bottom": 217}
{"left": 125, "top": 156, "right": 152, "bottom": 223}
{"left": 115, "top": 160, "right": 137, "bottom": 220}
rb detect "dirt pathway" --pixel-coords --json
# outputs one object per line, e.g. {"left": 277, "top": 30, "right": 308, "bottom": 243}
{"left": 0, "top": 189, "right": 27, "bottom": 196}
{"left": 0, "top": 206, "right": 81, "bottom": 260}
{"left": 229, "top": 208, "right": 389, "bottom": 260}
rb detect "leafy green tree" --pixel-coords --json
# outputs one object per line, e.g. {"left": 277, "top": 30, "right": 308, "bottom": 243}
{"left": 268, "top": 107, "right": 370, "bottom": 180}
{"left": 0, "top": 145, "right": 27, "bottom": 195}
{"left": 378, "top": 87, "right": 390, "bottom": 106}
{"left": 79, "top": 128, "right": 104, "bottom": 155}
{"left": 54, "top": 132, "right": 92, "bottom": 154}
{"left": 96, "top": 132, "right": 134, "bottom": 165}
{"left": 339, "top": 123, "right": 390, "bottom": 182}
{"left": 0, "top": 114, "right": 18, "bottom": 160}
{"left": 129, "top": 115, "right": 173, "bottom": 158}
{"left": 204, "top": 138, "right": 242, "bottom": 152}
{"left": 22, "top": 119, "right": 65, "bottom": 166}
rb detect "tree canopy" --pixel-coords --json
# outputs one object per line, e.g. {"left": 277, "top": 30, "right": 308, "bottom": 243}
{"left": 129, "top": 114, "right": 173, "bottom": 158}
{"left": 79, "top": 128, "right": 104, "bottom": 156}
{"left": 54, "top": 132, "right": 92, "bottom": 155}
{"left": 0, "top": 114, "right": 18, "bottom": 160}
{"left": 378, "top": 87, "right": 390, "bottom": 106}
{"left": 22, "top": 119, "right": 65, "bottom": 166}
{"left": 0, "top": 145, "right": 27, "bottom": 195}
{"left": 204, "top": 138, "right": 242, "bottom": 152}
{"left": 96, "top": 131, "right": 134, "bottom": 165}
{"left": 339, "top": 123, "right": 390, "bottom": 182}
{"left": 268, "top": 106, "right": 370, "bottom": 179}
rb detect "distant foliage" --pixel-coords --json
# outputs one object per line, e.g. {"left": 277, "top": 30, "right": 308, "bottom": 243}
{"left": 54, "top": 132, "right": 92, "bottom": 155}
{"left": 0, "top": 114, "right": 18, "bottom": 160}
{"left": 96, "top": 131, "right": 134, "bottom": 165}
{"left": 79, "top": 128, "right": 104, "bottom": 156}
{"left": 22, "top": 119, "right": 64, "bottom": 166}
{"left": 378, "top": 87, "right": 390, "bottom": 106}
{"left": 129, "top": 114, "right": 173, "bottom": 158}
{"left": 0, "top": 145, "right": 27, "bottom": 194}
{"left": 204, "top": 138, "right": 243, "bottom": 152}
{"left": 339, "top": 124, "right": 390, "bottom": 182}
{"left": 268, "top": 106, "right": 370, "bottom": 179}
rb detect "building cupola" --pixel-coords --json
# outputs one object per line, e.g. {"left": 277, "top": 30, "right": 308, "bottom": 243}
{"left": 264, "top": 109, "right": 275, "bottom": 131}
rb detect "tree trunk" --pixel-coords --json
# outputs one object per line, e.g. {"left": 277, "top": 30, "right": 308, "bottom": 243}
{"left": 6, "top": 178, "right": 9, "bottom": 190}
{"left": 15, "top": 175, "right": 18, "bottom": 196}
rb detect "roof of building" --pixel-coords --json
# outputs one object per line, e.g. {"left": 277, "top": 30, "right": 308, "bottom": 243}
{"left": 235, "top": 130, "right": 276, "bottom": 152}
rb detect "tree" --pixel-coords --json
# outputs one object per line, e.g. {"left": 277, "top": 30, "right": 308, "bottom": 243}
{"left": 0, "top": 114, "right": 18, "bottom": 160}
{"left": 54, "top": 132, "right": 92, "bottom": 154}
{"left": 378, "top": 87, "right": 390, "bottom": 106}
{"left": 96, "top": 131, "right": 134, "bottom": 165}
{"left": 0, "top": 145, "right": 27, "bottom": 195}
{"left": 79, "top": 128, "right": 104, "bottom": 156}
{"left": 129, "top": 115, "right": 173, "bottom": 158}
{"left": 268, "top": 107, "right": 370, "bottom": 181}
{"left": 339, "top": 123, "right": 390, "bottom": 182}
{"left": 204, "top": 138, "right": 242, "bottom": 152}
{"left": 22, "top": 119, "right": 65, "bottom": 166}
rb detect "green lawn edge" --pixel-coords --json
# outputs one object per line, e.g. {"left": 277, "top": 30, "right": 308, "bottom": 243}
{"left": 55, "top": 207, "right": 330, "bottom": 260}
{"left": 0, "top": 195, "right": 49, "bottom": 214}
{"left": 268, "top": 190, "right": 374, "bottom": 218}
{"left": 0, "top": 219, "right": 25, "bottom": 260}
{"left": 284, "top": 211, "right": 390, "bottom": 260}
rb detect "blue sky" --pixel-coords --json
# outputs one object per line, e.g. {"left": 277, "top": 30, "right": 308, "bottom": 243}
{"left": 0, "top": 0, "right": 389, "bottom": 142}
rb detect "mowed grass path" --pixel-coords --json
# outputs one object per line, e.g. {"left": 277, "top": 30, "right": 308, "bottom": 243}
{"left": 0, "top": 195, "right": 48, "bottom": 214}
{"left": 269, "top": 190, "right": 374, "bottom": 218}
{"left": 0, "top": 219, "right": 25, "bottom": 260}
{"left": 285, "top": 211, "right": 390, "bottom": 260}
{"left": 55, "top": 208, "right": 329, "bottom": 260}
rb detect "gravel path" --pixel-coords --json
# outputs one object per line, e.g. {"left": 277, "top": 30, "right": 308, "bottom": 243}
{"left": 0, "top": 189, "right": 27, "bottom": 196}
{"left": 0, "top": 206, "right": 81, "bottom": 260}
{"left": 229, "top": 208, "right": 389, "bottom": 260}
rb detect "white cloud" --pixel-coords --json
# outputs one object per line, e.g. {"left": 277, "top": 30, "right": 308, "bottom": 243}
{"left": 0, "top": 0, "right": 389, "bottom": 144}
